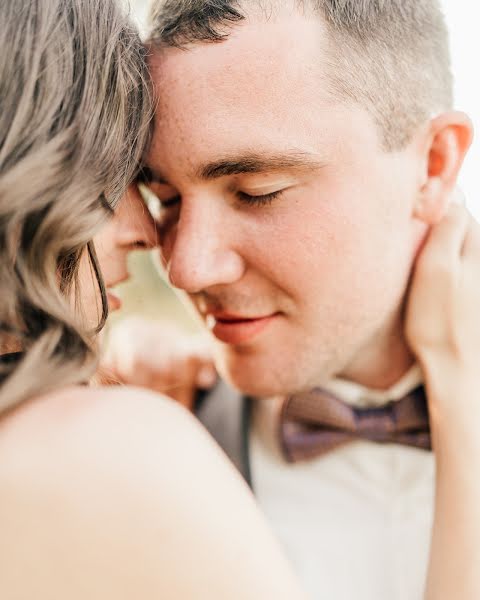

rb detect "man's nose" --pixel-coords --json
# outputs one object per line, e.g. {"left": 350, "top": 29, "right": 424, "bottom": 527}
{"left": 165, "top": 200, "right": 245, "bottom": 294}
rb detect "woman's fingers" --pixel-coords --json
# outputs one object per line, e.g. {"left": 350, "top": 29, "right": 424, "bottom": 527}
{"left": 99, "top": 317, "right": 217, "bottom": 410}
{"left": 406, "top": 203, "right": 480, "bottom": 367}
{"left": 416, "top": 203, "right": 469, "bottom": 273}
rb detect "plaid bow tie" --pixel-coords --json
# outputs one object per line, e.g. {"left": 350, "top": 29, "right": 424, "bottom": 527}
{"left": 279, "top": 386, "right": 431, "bottom": 462}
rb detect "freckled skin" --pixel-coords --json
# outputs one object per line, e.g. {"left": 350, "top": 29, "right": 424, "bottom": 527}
{"left": 146, "top": 13, "right": 429, "bottom": 396}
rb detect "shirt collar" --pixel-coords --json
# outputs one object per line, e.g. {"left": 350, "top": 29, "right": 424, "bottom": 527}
{"left": 322, "top": 364, "right": 423, "bottom": 409}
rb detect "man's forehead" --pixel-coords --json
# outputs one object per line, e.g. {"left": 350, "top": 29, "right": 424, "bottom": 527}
{"left": 145, "top": 9, "right": 384, "bottom": 184}
{"left": 148, "top": 11, "right": 327, "bottom": 89}
{"left": 146, "top": 14, "right": 337, "bottom": 170}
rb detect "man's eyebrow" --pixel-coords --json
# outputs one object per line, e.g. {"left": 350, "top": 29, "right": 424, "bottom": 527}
{"left": 197, "top": 151, "right": 326, "bottom": 180}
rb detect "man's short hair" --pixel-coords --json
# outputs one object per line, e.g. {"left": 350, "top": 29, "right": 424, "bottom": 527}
{"left": 147, "top": 0, "right": 453, "bottom": 151}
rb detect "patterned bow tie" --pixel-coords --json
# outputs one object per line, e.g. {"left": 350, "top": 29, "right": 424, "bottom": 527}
{"left": 279, "top": 386, "right": 431, "bottom": 462}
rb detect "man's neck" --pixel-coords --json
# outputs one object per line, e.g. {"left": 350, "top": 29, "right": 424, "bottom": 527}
{"left": 339, "top": 312, "right": 415, "bottom": 391}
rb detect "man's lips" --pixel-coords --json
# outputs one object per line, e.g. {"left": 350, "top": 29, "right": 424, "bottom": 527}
{"left": 205, "top": 312, "right": 279, "bottom": 344}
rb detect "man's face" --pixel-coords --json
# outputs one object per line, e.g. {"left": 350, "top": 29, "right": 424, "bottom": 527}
{"left": 145, "top": 13, "right": 427, "bottom": 396}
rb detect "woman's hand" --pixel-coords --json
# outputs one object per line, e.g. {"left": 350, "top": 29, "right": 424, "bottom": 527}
{"left": 97, "top": 316, "right": 217, "bottom": 411}
{"left": 406, "top": 204, "right": 480, "bottom": 413}
{"left": 406, "top": 203, "right": 480, "bottom": 600}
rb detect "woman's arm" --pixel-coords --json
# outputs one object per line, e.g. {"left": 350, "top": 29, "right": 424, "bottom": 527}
{"left": 406, "top": 204, "right": 480, "bottom": 600}
{"left": 0, "top": 385, "right": 307, "bottom": 599}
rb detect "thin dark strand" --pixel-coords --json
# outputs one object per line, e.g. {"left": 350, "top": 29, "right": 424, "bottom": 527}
{"left": 87, "top": 240, "right": 110, "bottom": 334}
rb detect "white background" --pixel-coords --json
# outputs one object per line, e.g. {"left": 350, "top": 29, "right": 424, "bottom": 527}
{"left": 132, "top": 1, "right": 480, "bottom": 217}
{"left": 441, "top": 1, "right": 480, "bottom": 218}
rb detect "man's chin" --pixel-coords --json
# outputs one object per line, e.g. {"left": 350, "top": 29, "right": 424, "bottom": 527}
{"left": 214, "top": 346, "right": 339, "bottom": 398}
{"left": 216, "top": 359, "right": 302, "bottom": 398}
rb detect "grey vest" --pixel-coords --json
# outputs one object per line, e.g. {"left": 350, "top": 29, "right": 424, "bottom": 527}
{"left": 196, "top": 381, "right": 253, "bottom": 487}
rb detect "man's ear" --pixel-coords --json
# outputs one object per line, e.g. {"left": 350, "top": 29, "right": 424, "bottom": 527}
{"left": 413, "top": 111, "right": 473, "bottom": 224}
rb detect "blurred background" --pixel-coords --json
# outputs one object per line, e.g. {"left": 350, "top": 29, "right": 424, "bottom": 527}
{"left": 113, "top": 0, "right": 480, "bottom": 329}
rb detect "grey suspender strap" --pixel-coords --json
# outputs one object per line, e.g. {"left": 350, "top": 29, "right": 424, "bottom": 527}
{"left": 196, "top": 380, "right": 252, "bottom": 488}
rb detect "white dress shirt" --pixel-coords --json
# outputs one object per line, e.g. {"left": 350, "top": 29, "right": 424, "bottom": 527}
{"left": 250, "top": 367, "right": 434, "bottom": 600}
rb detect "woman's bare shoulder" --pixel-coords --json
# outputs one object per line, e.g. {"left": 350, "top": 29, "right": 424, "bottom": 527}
{"left": 0, "top": 384, "right": 228, "bottom": 519}
{"left": 0, "top": 385, "right": 305, "bottom": 599}
{"left": 0, "top": 384, "right": 204, "bottom": 464}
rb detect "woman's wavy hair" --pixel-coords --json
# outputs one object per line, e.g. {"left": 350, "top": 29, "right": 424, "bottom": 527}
{"left": 0, "top": 0, "right": 152, "bottom": 412}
